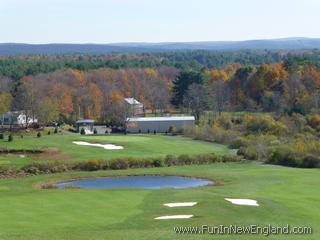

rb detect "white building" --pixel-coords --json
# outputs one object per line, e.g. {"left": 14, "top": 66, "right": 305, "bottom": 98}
{"left": 0, "top": 111, "right": 38, "bottom": 126}
{"left": 126, "top": 116, "right": 195, "bottom": 133}
{"left": 124, "top": 98, "right": 144, "bottom": 116}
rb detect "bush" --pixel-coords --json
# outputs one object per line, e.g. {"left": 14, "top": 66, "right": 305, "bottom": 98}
{"left": 168, "top": 125, "right": 175, "bottom": 134}
{"left": 93, "top": 128, "right": 98, "bottom": 134}
{"left": 216, "top": 114, "right": 233, "bottom": 130}
{"left": 0, "top": 133, "right": 3, "bottom": 139}
{"left": 83, "top": 159, "right": 100, "bottom": 171}
{"left": 54, "top": 127, "right": 58, "bottom": 134}
{"left": 309, "top": 114, "right": 320, "bottom": 129}
{"left": 267, "top": 147, "right": 299, "bottom": 167}
{"left": 110, "top": 159, "right": 129, "bottom": 170}
{"left": 152, "top": 158, "right": 164, "bottom": 167}
{"left": 80, "top": 128, "right": 86, "bottom": 135}
{"left": 42, "top": 184, "right": 58, "bottom": 189}
{"left": 229, "top": 137, "right": 250, "bottom": 149}
{"left": 8, "top": 135, "right": 13, "bottom": 142}
{"left": 244, "top": 115, "right": 286, "bottom": 135}
{"left": 37, "top": 132, "right": 41, "bottom": 138}
{"left": 164, "top": 155, "right": 179, "bottom": 166}
{"left": 47, "top": 131, "right": 51, "bottom": 135}
{"left": 300, "top": 155, "right": 320, "bottom": 168}
{"left": 237, "top": 146, "right": 258, "bottom": 160}
{"left": 178, "top": 154, "right": 196, "bottom": 165}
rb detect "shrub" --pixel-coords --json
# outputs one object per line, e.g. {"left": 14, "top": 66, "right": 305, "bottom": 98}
{"left": 42, "top": 184, "right": 58, "bottom": 189}
{"left": 63, "top": 185, "right": 81, "bottom": 189}
{"left": 164, "top": 155, "right": 178, "bottom": 166}
{"left": 93, "top": 128, "right": 98, "bottom": 134}
{"left": 152, "top": 158, "right": 164, "bottom": 167}
{"left": 54, "top": 127, "right": 58, "bottom": 134}
{"left": 80, "top": 128, "right": 86, "bottom": 135}
{"left": 0, "top": 133, "right": 3, "bottom": 139}
{"left": 309, "top": 114, "right": 320, "bottom": 129}
{"left": 168, "top": 125, "right": 175, "bottom": 134}
{"left": 110, "top": 159, "right": 129, "bottom": 170}
{"left": 219, "top": 154, "right": 241, "bottom": 162}
{"left": 83, "top": 159, "right": 100, "bottom": 171}
{"left": 47, "top": 131, "right": 51, "bottom": 135}
{"left": 37, "top": 132, "right": 41, "bottom": 138}
{"left": 244, "top": 115, "right": 286, "bottom": 135}
{"left": 178, "top": 154, "right": 196, "bottom": 165}
{"left": 300, "top": 155, "right": 320, "bottom": 168}
{"left": 229, "top": 137, "right": 250, "bottom": 149}
{"left": 237, "top": 146, "right": 258, "bottom": 160}
{"left": 194, "top": 153, "right": 217, "bottom": 164}
{"left": 8, "top": 135, "right": 13, "bottom": 142}
{"left": 267, "top": 147, "right": 299, "bottom": 167}
{"left": 216, "top": 114, "right": 233, "bottom": 130}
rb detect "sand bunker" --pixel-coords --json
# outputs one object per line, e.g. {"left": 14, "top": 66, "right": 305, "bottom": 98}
{"left": 164, "top": 202, "right": 198, "bottom": 207}
{"left": 154, "top": 215, "right": 193, "bottom": 220}
{"left": 224, "top": 198, "right": 259, "bottom": 206}
{"left": 72, "top": 141, "right": 124, "bottom": 150}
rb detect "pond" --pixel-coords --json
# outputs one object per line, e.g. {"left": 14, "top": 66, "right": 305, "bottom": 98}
{"left": 54, "top": 176, "right": 214, "bottom": 189}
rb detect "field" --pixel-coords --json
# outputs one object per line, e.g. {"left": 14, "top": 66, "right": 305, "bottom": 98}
{"left": 0, "top": 134, "right": 318, "bottom": 240}
{"left": 0, "top": 134, "right": 230, "bottom": 167}
{"left": 0, "top": 162, "right": 318, "bottom": 240}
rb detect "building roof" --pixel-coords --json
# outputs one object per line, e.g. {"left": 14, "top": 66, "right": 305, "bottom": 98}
{"left": 127, "top": 116, "right": 195, "bottom": 122}
{"left": 124, "top": 98, "right": 142, "bottom": 105}
{"left": 76, "top": 120, "right": 95, "bottom": 124}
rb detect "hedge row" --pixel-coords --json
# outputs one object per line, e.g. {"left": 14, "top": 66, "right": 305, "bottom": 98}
{"left": 0, "top": 148, "right": 43, "bottom": 154}
{"left": 0, "top": 153, "right": 241, "bottom": 178}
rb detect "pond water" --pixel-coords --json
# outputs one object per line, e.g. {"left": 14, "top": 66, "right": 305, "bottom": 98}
{"left": 54, "top": 176, "right": 213, "bottom": 189}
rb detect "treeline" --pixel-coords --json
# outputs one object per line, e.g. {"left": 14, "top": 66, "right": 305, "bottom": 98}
{"left": 172, "top": 58, "right": 320, "bottom": 118}
{"left": 2, "top": 50, "right": 320, "bottom": 80}
{"left": 0, "top": 67, "right": 176, "bottom": 125}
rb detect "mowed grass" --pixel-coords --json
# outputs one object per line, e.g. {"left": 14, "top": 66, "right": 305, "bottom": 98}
{"left": 0, "top": 134, "right": 229, "bottom": 167}
{"left": 0, "top": 162, "right": 319, "bottom": 240}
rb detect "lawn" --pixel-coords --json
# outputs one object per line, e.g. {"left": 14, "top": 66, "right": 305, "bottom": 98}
{"left": 0, "top": 134, "right": 230, "bottom": 167}
{"left": 0, "top": 162, "right": 318, "bottom": 240}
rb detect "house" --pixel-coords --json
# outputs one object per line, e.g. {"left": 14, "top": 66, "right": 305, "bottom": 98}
{"left": 126, "top": 116, "right": 195, "bottom": 133}
{"left": 0, "top": 111, "right": 38, "bottom": 126}
{"left": 124, "top": 98, "right": 144, "bottom": 116}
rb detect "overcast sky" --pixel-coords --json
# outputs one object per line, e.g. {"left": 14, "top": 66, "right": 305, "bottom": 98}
{"left": 0, "top": 0, "right": 319, "bottom": 43}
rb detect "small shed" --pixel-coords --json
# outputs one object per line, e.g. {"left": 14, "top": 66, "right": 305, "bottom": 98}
{"left": 126, "top": 116, "right": 195, "bottom": 133}
{"left": 76, "top": 120, "right": 95, "bottom": 133}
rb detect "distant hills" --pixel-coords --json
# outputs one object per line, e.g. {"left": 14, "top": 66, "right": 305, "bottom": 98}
{"left": 1, "top": 38, "right": 320, "bottom": 55}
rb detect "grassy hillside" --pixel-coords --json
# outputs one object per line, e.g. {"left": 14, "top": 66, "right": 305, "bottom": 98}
{"left": 0, "top": 135, "right": 229, "bottom": 167}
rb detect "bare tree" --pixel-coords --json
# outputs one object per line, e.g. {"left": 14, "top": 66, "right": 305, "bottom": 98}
{"left": 184, "top": 84, "right": 209, "bottom": 120}
{"left": 211, "top": 80, "right": 229, "bottom": 115}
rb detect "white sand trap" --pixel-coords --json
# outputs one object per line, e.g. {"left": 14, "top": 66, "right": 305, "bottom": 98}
{"left": 72, "top": 141, "right": 124, "bottom": 150}
{"left": 164, "top": 202, "right": 198, "bottom": 207}
{"left": 154, "top": 215, "right": 193, "bottom": 220}
{"left": 224, "top": 198, "right": 259, "bottom": 206}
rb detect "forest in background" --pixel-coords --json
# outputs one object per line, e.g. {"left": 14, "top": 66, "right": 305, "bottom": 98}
{"left": 0, "top": 50, "right": 320, "bottom": 126}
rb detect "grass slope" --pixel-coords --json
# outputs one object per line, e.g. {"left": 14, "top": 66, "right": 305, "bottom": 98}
{"left": 0, "top": 162, "right": 318, "bottom": 240}
{"left": 0, "top": 135, "right": 229, "bottom": 167}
